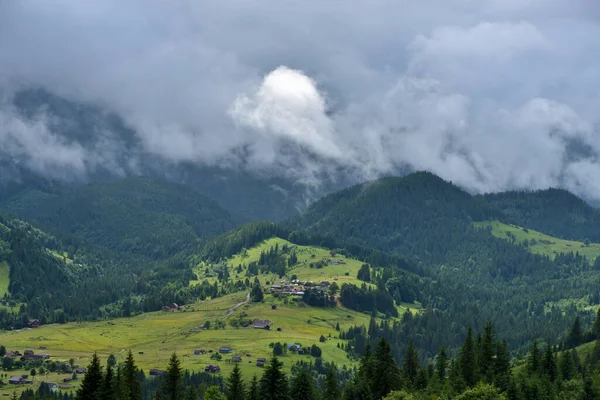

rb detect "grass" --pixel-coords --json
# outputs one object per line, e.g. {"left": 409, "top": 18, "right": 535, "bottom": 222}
{"left": 0, "top": 291, "right": 374, "bottom": 388}
{"left": 474, "top": 221, "right": 600, "bottom": 261}
{"left": 0, "top": 261, "right": 9, "bottom": 297}
{"left": 192, "top": 237, "right": 373, "bottom": 289}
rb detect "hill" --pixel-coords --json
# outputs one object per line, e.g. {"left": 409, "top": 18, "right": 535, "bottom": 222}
{"left": 0, "top": 177, "right": 238, "bottom": 259}
{"left": 475, "top": 220, "right": 600, "bottom": 261}
{"left": 289, "top": 172, "right": 600, "bottom": 359}
{"left": 481, "top": 188, "right": 600, "bottom": 242}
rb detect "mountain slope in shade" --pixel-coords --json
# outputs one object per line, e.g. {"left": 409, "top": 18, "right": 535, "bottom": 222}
{"left": 480, "top": 189, "right": 600, "bottom": 242}
{"left": 0, "top": 176, "right": 238, "bottom": 259}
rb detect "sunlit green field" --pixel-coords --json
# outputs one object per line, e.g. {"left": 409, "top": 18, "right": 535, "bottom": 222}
{"left": 0, "top": 290, "right": 376, "bottom": 395}
{"left": 474, "top": 221, "right": 600, "bottom": 261}
{"left": 192, "top": 237, "right": 372, "bottom": 288}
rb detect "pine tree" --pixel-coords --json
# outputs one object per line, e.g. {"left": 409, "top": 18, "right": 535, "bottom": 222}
{"left": 227, "top": 363, "right": 246, "bottom": 400}
{"left": 358, "top": 344, "right": 374, "bottom": 383}
{"left": 436, "top": 345, "right": 448, "bottom": 382}
{"left": 247, "top": 375, "right": 260, "bottom": 400}
{"left": 290, "top": 368, "right": 317, "bottom": 400}
{"left": 566, "top": 316, "right": 583, "bottom": 349}
{"left": 593, "top": 308, "right": 600, "bottom": 339}
{"left": 479, "top": 321, "right": 495, "bottom": 383}
{"left": 494, "top": 339, "right": 511, "bottom": 391}
{"left": 459, "top": 327, "right": 477, "bottom": 387}
{"left": 323, "top": 365, "right": 341, "bottom": 400}
{"left": 541, "top": 345, "right": 557, "bottom": 382}
{"left": 162, "top": 352, "right": 183, "bottom": 400}
{"left": 98, "top": 363, "right": 114, "bottom": 400}
{"left": 559, "top": 349, "right": 575, "bottom": 380}
{"left": 526, "top": 340, "right": 541, "bottom": 375}
{"left": 402, "top": 340, "right": 419, "bottom": 387}
{"left": 76, "top": 352, "right": 103, "bottom": 400}
{"left": 371, "top": 338, "right": 402, "bottom": 399}
{"left": 122, "top": 350, "right": 143, "bottom": 400}
{"left": 259, "top": 356, "right": 289, "bottom": 400}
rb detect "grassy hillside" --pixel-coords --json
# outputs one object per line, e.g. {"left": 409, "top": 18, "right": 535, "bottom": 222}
{"left": 474, "top": 221, "right": 600, "bottom": 260}
{"left": 197, "top": 237, "right": 369, "bottom": 287}
{"left": 0, "top": 291, "right": 374, "bottom": 396}
{"left": 481, "top": 189, "right": 600, "bottom": 242}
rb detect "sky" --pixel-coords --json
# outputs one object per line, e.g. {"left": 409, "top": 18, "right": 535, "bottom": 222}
{"left": 1, "top": 0, "right": 600, "bottom": 199}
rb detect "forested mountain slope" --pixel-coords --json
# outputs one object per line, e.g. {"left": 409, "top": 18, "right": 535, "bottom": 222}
{"left": 481, "top": 188, "right": 600, "bottom": 242}
{"left": 288, "top": 172, "right": 600, "bottom": 360}
{"left": 0, "top": 177, "right": 237, "bottom": 259}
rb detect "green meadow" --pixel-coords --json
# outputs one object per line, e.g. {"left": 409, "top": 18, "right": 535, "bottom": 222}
{"left": 0, "top": 290, "right": 377, "bottom": 395}
{"left": 192, "top": 237, "right": 373, "bottom": 289}
{"left": 474, "top": 220, "right": 600, "bottom": 261}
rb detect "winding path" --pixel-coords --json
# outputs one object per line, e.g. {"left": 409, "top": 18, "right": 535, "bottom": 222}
{"left": 224, "top": 292, "right": 250, "bottom": 317}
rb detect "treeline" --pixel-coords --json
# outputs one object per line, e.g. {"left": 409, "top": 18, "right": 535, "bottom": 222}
{"left": 19, "top": 314, "right": 600, "bottom": 399}
{"left": 481, "top": 188, "right": 600, "bottom": 242}
{"left": 0, "top": 215, "right": 237, "bottom": 329}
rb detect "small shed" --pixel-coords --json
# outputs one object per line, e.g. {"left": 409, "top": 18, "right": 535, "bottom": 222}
{"left": 205, "top": 365, "right": 221, "bottom": 373}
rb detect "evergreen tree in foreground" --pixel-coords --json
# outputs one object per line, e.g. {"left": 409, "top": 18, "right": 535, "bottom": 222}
{"left": 98, "top": 362, "right": 114, "bottom": 400}
{"left": 162, "top": 352, "right": 184, "bottom": 400}
{"left": 459, "top": 327, "right": 477, "bottom": 387}
{"left": 371, "top": 338, "right": 402, "bottom": 399}
{"left": 290, "top": 368, "right": 317, "bottom": 400}
{"left": 247, "top": 375, "right": 260, "bottom": 400}
{"left": 323, "top": 365, "right": 341, "bottom": 400}
{"left": 227, "top": 363, "right": 246, "bottom": 400}
{"left": 77, "top": 352, "right": 103, "bottom": 400}
{"left": 259, "top": 356, "right": 289, "bottom": 400}
{"left": 436, "top": 345, "right": 448, "bottom": 382}
{"left": 121, "top": 349, "right": 143, "bottom": 400}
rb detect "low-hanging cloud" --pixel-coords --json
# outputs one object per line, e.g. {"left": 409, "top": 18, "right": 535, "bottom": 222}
{"left": 1, "top": 0, "right": 600, "bottom": 201}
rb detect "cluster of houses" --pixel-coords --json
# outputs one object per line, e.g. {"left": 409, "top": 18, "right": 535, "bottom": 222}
{"left": 4, "top": 349, "right": 50, "bottom": 362}
{"left": 161, "top": 303, "right": 180, "bottom": 312}
{"left": 269, "top": 280, "right": 334, "bottom": 297}
{"left": 192, "top": 347, "right": 271, "bottom": 373}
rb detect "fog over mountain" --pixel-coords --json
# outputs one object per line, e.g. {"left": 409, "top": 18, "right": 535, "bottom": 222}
{"left": 1, "top": 0, "right": 600, "bottom": 201}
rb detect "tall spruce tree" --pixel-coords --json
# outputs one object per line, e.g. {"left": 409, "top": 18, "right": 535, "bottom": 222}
{"left": 290, "top": 368, "right": 317, "bottom": 400}
{"left": 494, "top": 339, "right": 511, "bottom": 391}
{"left": 122, "top": 350, "right": 143, "bottom": 400}
{"left": 542, "top": 345, "right": 557, "bottom": 382}
{"left": 259, "top": 356, "right": 289, "bottom": 400}
{"left": 479, "top": 321, "right": 495, "bottom": 383}
{"left": 559, "top": 349, "right": 575, "bottom": 380}
{"left": 371, "top": 338, "right": 402, "bottom": 399}
{"left": 247, "top": 375, "right": 260, "bottom": 400}
{"left": 162, "top": 352, "right": 184, "bottom": 400}
{"left": 402, "top": 340, "right": 419, "bottom": 387}
{"left": 98, "top": 363, "right": 114, "bottom": 400}
{"left": 459, "top": 327, "right": 477, "bottom": 387}
{"left": 592, "top": 309, "right": 600, "bottom": 339}
{"left": 227, "top": 363, "right": 246, "bottom": 400}
{"left": 526, "top": 340, "right": 542, "bottom": 376}
{"left": 436, "top": 345, "right": 448, "bottom": 382}
{"left": 77, "top": 352, "right": 103, "bottom": 400}
{"left": 566, "top": 317, "right": 583, "bottom": 349}
{"left": 323, "top": 365, "right": 341, "bottom": 400}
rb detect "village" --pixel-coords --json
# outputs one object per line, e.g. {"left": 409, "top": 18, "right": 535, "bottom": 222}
{"left": 0, "top": 348, "right": 87, "bottom": 393}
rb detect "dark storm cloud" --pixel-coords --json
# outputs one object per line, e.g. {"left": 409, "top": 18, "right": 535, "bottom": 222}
{"left": 1, "top": 0, "right": 600, "bottom": 198}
